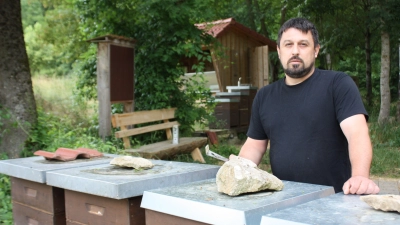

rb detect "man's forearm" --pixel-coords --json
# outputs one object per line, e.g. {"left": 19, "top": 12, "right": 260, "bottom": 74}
{"left": 340, "top": 114, "right": 373, "bottom": 178}
{"left": 348, "top": 135, "right": 372, "bottom": 178}
{"left": 238, "top": 138, "right": 268, "bottom": 165}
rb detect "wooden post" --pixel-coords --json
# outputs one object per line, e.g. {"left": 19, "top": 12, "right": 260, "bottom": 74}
{"left": 191, "top": 148, "right": 206, "bottom": 163}
{"left": 97, "top": 43, "right": 112, "bottom": 138}
{"left": 123, "top": 101, "right": 134, "bottom": 113}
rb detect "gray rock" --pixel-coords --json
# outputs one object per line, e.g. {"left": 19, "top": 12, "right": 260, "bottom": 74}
{"left": 360, "top": 195, "right": 400, "bottom": 213}
{"left": 216, "top": 156, "right": 284, "bottom": 196}
{"left": 110, "top": 156, "right": 154, "bottom": 170}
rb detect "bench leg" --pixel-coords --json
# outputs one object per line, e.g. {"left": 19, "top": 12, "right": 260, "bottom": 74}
{"left": 191, "top": 148, "right": 206, "bottom": 163}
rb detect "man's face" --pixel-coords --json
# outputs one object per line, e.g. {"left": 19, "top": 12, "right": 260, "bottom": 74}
{"left": 277, "top": 28, "right": 320, "bottom": 79}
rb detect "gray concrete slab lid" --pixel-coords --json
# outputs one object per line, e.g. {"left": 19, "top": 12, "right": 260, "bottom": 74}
{"left": 216, "top": 92, "right": 245, "bottom": 96}
{"left": 261, "top": 193, "right": 400, "bottom": 225}
{"left": 141, "top": 178, "right": 334, "bottom": 225}
{"left": 226, "top": 86, "right": 257, "bottom": 90}
{"left": 46, "top": 160, "right": 220, "bottom": 199}
{"left": 0, "top": 154, "right": 117, "bottom": 183}
{"left": 214, "top": 98, "right": 240, "bottom": 103}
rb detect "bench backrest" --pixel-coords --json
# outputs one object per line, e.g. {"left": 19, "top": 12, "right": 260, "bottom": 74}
{"left": 111, "top": 108, "right": 179, "bottom": 148}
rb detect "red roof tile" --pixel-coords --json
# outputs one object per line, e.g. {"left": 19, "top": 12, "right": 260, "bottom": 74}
{"left": 34, "top": 148, "right": 103, "bottom": 162}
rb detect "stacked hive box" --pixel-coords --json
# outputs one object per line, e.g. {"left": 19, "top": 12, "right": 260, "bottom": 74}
{"left": 45, "top": 160, "right": 220, "bottom": 225}
{"left": 210, "top": 86, "right": 257, "bottom": 130}
{"left": 0, "top": 155, "right": 117, "bottom": 224}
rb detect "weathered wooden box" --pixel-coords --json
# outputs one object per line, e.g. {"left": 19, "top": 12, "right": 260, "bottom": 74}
{"left": 11, "top": 177, "right": 66, "bottom": 225}
{"left": 0, "top": 154, "right": 117, "bottom": 224}
{"left": 46, "top": 160, "right": 220, "bottom": 225}
{"left": 65, "top": 190, "right": 144, "bottom": 225}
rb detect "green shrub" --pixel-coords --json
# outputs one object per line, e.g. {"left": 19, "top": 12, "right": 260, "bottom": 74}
{"left": 0, "top": 154, "right": 12, "bottom": 225}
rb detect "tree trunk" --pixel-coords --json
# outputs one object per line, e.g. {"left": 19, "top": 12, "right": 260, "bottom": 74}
{"left": 245, "top": 0, "right": 257, "bottom": 31}
{"left": 397, "top": 41, "right": 400, "bottom": 121}
{"left": 253, "top": 0, "right": 269, "bottom": 38}
{"left": 268, "top": 2, "right": 288, "bottom": 83}
{"left": 0, "top": 0, "right": 37, "bottom": 158}
{"left": 365, "top": 29, "right": 373, "bottom": 106}
{"left": 280, "top": 3, "right": 287, "bottom": 27}
{"left": 378, "top": 31, "right": 390, "bottom": 124}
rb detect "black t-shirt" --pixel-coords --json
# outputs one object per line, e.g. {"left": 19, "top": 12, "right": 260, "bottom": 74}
{"left": 247, "top": 69, "right": 368, "bottom": 192}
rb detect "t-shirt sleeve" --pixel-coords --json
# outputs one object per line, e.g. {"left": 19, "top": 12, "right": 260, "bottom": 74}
{"left": 247, "top": 89, "right": 268, "bottom": 140}
{"left": 334, "top": 73, "right": 368, "bottom": 123}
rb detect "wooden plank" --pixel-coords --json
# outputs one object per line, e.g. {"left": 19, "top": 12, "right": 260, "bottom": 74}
{"left": 123, "top": 101, "right": 134, "bottom": 113}
{"left": 120, "top": 121, "right": 131, "bottom": 148}
{"left": 124, "top": 137, "right": 207, "bottom": 159}
{"left": 111, "top": 114, "right": 117, "bottom": 127}
{"left": 262, "top": 45, "right": 269, "bottom": 86}
{"left": 112, "top": 108, "right": 176, "bottom": 127}
{"left": 257, "top": 46, "right": 263, "bottom": 89}
{"left": 249, "top": 47, "right": 259, "bottom": 89}
{"left": 227, "top": 32, "right": 233, "bottom": 86}
{"left": 122, "top": 137, "right": 131, "bottom": 149}
{"left": 115, "top": 121, "right": 179, "bottom": 138}
{"left": 211, "top": 50, "right": 223, "bottom": 92}
{"left": 249, "top": 47, "right": 255, "bottom": 88}
{"left": 164, "top": 119, "right": 172, "bottom": 140}
{"left": 97, "top": 42, "right": 112, "bottom": 138}
{"left": 191, "top": 148, "right": 206, "bottom": 163}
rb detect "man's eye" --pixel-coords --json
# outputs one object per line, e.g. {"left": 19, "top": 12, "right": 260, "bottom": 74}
{"left": 285, "top": 43, "right": 292, "bottom": 46}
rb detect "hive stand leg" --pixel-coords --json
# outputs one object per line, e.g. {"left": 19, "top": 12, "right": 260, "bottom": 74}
{"left": 191, "top": 148, "right": 206, "bottom": 163}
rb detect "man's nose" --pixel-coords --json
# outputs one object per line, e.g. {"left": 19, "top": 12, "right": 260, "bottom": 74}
{"left": 291, "top": 44, "right": 300, "bottom": 55}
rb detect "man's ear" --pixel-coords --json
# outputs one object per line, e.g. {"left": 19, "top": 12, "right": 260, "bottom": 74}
{"left": 314, "top": 44, "right": 320, "bottom": 58}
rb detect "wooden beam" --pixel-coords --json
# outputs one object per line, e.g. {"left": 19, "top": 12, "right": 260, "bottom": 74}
{"left": 97, "top": 43, "right": 112, "bottom": 138}
{"left": 115, "top": 121, "right": 179, "bottom": 138}
{"left": 262, "top": 45, "right": 269, "bottom": 86}
{"left": 125, "top": 137, "right": 208, "bottom": 160}
{"left": 164, "top": 119, "right": 172, "bottom": 140}
{"left": 112, "top": 108, "right": 177, "bottom": 127}
{"left": 191, "top": 148, "right": 206, "bottom": 163}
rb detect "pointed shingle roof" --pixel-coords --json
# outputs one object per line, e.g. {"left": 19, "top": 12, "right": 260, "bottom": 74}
{"left": 195, "top": 18, "right": 276, "bottom": 51}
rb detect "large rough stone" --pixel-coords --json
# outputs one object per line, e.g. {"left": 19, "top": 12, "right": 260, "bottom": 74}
{"left": 360, "top": 195, "right": 400, "bottom": 213}
{"left": 216, "top": 156, "right": 284, "bottom": 196}
{"left": 110, "top": 156, "right": 154, "bottom": 170}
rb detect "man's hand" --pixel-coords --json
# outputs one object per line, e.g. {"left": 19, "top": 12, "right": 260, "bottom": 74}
{"left": 228, "top": 154, "right": 237, "bottom": 161}
{"left": 342, "top": 176, "right": 380, "bottom": 195}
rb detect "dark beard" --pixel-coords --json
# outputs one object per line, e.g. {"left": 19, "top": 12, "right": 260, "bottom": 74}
{"left": 283, "top": 58, "right": 315, "bottom": 79}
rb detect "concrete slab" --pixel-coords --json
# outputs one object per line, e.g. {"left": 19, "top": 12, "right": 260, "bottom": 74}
{"left": 141, "top": 178, "right": 334, "bottom": 225}
{"left": 261, "top": 193, "right": 400, "bottom": 225}
{"left": 46, "top": 160, "right": 220, "bottom": 199}
{"left": 0, "top": 154, "right": 117, "bottom": 183}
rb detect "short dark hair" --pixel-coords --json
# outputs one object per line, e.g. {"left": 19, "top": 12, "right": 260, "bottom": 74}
{"left": 277, "top": 18, "right": 319, "bottom": 48}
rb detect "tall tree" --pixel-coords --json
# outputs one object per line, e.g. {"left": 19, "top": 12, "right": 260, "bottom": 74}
{"left": 377, "top": 0, "right": 400, "bottom": 123}
{"left": 378, "top": 30, "right": 391, "bottom": 124}
{"left": 0, "top": 0, "right": 37, "bottom": 158}
{"left": 398, "top": 40, "right": 400, "bottom": 121}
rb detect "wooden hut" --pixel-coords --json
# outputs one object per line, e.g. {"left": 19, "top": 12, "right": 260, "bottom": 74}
{"left": 186, "top": 18, "right": 277, "bottom": 92}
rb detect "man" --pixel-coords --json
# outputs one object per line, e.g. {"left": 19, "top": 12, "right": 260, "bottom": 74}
{"left": 236, "top": 18, "right": 379, "bottom": 194}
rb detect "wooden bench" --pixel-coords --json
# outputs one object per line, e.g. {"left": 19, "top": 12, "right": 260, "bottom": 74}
{"left": 111, "top": 108, "right": 207, "bottom": 163}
